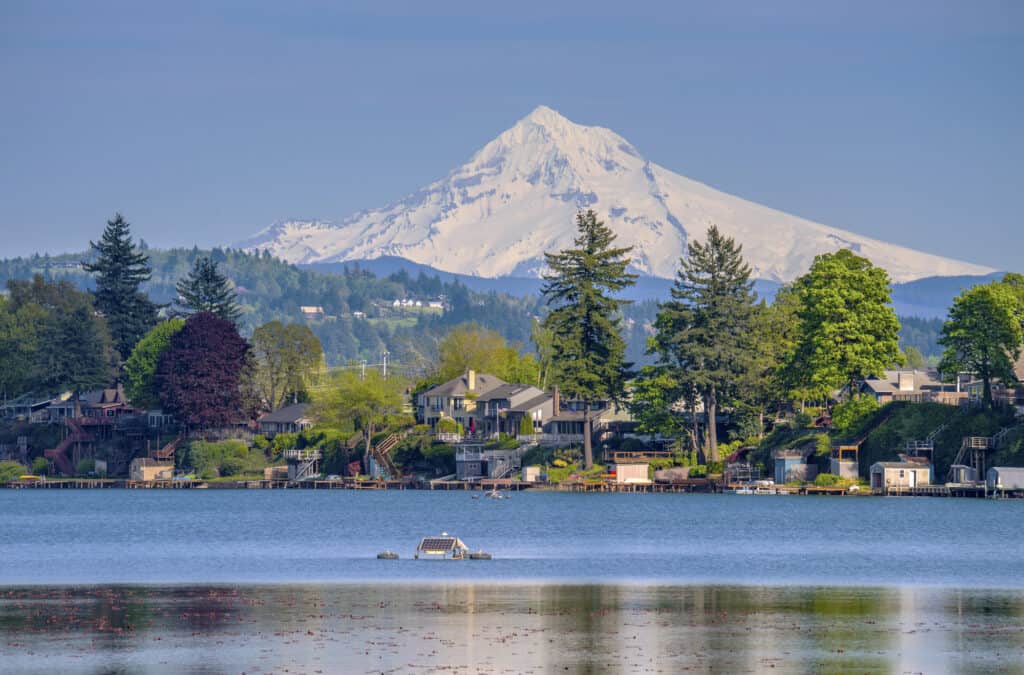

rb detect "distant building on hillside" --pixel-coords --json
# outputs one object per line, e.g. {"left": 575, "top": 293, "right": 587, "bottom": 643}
{"left": 258, "top": 403, "right": 314, "bottom": 438}
{"left": 860, "top": 369, "right": 965, "bottom": 406}
{"left": 300, "top": 306, "right": 325, "bottom": 320}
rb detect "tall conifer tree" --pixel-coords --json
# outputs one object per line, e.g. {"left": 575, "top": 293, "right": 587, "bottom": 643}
{"left": 82, "top": 213, "right": 158, "bottom": 360}
{"left": 175, "top": 256, "right": 242, "bottom": 323}
{"left": 652, "top": 225, "right": 757, "bottom": 463}
{"left": 541, "top": 210, "right": 637, "bottom": 469}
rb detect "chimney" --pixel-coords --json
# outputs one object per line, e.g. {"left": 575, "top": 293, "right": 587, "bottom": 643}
{"left": 467, "top": 369, "right": 476, "bottom": 391}
{"left": 552, "top": 385, "right": 561, "bottom": 413}
{"left": 898, "top": 371, "right": 915, "bottom": 392}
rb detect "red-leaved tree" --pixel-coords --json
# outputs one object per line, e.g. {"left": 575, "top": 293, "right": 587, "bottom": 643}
{"left": 156, "top": 312, "right": 250, "bottom": 430}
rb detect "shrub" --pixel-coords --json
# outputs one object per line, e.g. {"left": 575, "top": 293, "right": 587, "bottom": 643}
{"left": 814, "top": 473, "right": 843, "bottom": 487}
{"left": 832, "top": 396, "right": 880, "bottom": 434}
{"left": 519, "top": 416, "right": 535, "bottom": 436}
{"left": 436, "top": 417, "right": 459, "bottom": 434}
{"left": 0, "top": 460, "right": 26, "bottom": 482}
{"left": 552, "top": 458, "right": 568, "bottom": 468}
{"left": 794, "top": 412, "right": 813, "bottom": 428}
{"left": 706, "top": 460, "right": 725, "bottom": 475}
{"left": 31, "top": 457, "right": 49, "bottom": 476}
{"left": 218, "top": 456, "right": 246, "bottom": 476}
{"left": 76, "top": 459, "right": 96, "bottom": 476}
{"left": 688, "top": 465, "right": 708, "bottom": 478}
{"left": 816, "top": 434, "right": 832, "bottom": 456}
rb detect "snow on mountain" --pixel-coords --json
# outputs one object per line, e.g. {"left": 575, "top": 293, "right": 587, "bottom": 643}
{"left": 237, "top": 105, "right": 995, "bottom": 284}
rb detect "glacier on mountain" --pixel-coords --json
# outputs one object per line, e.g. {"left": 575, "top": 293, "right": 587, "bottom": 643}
{"left": 237, "top": 105, "right": 995, "bottom": 284}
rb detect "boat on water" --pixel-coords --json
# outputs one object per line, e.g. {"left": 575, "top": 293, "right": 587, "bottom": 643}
{"left": 410, "top": 532, "right": 492, "bottom": 560}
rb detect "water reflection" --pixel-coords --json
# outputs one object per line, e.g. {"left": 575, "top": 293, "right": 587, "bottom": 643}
{"left": 1, "top": 584, "right": 1021, "bottom": 673}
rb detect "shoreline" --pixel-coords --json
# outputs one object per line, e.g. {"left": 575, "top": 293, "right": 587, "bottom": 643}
{"left": 3, "top": 476, "right": 1012, "bottom": 498}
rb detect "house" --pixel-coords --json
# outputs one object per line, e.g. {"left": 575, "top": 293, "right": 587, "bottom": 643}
{"left": 300, "top": 306, "right": 325, "bottom": 320}
{"left": 129, "top": 457, "right": 174, "bottom": 482}
{"left": 861, "top": 370, "right": 965, "bottom": 405}
{"left": 454, "top": 443, "right": 521, "bottom": 480}
{"left": 774, "top": 450, "right": 818, "bottom": 484}
{"left": 986, "top": 467, "right": 1024, "bottom": 493}
{"left": 473, "top": 383, "right": 551, "bottom": 437}
{"left": 258, "top": 403, "right": 314, "bottom": 438}
{"left": 870, "top": 461, "right": 931, "bottom": 491}
{"left": 80, "top": 386, "right": 133, "bottom": 419}
{"left": 0, "top": 393, "right": 54, "bottom": 423}
{"left": 417, "top": 370, "right": 508, "bottom": 432}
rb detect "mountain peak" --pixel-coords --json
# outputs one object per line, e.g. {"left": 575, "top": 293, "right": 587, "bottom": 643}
{"left": 237, "top": 111, "right": 996, "bottom": 283}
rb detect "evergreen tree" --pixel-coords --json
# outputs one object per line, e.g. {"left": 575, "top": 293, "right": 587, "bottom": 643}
{"left": 82, "top": 213, "right": 159, "bottom": 360}
{"left": 174, "top": 256, "right": 241, "bottom": 322}
{"left": 652, "top": 225, "right": 757, "bottom": 463}
{"left": 38, "top": 304, "right": 115, "bottom": 416}
{"left": 541, "top": 210, "right": 637, "bottom": 469}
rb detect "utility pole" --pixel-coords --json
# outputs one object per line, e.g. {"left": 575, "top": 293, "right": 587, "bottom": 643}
{"left": 382, "top": 351, "right": 389, "bottom": 379}
{"left": 360, "top": 360, "right": 367, "bottom": 381}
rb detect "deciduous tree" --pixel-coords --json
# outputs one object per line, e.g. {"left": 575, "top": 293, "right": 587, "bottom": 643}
{"left": 124, "top": 319, "right": 185, "bottom": 409}
{"left": 788, "top": 249, "right": 902, "bottom": 403}
{"left": 939, "top": 284, "right": 1022, "bottom": 407}
{"left": 250, "top": 321, "right": 324, "bottom": 410}
{"left": 312, "top": 369, "right": 406, "bottom": 465}
{"left": 156, "top": 312, "right": 250, "bottom": 429}
{"left": 542, "top": 210, "right": 636, "bottom": 468}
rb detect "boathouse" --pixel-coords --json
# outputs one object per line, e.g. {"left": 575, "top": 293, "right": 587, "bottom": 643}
{"left": 986, "top": 467, "right": 1024, "bottom": 493}
{"left": 610, "top": 462, "right": 650, "bottom": 484}
{"left": 869, "top": 461, "right": 931, "bottom": 491}
{"left": 129, "top": 458, "right": 173, "bottom": 482}
{"left": 773, "top": 450, "right": 817, "bottom": 484}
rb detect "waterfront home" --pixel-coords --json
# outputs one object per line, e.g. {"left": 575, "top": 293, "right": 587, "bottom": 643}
{"left": 0, "top": 392, "right": 53, "bottom": 423}
{"left": 473, "top": 383, "right": 552, "bottom": 437}
{"left": 417, "top": 370, "right": 510, "bottom": 432}
{"left": 455, "top": 443, "right": 521, "bottom": 480}
{"left": 869, "top": 461, "right": 931, "bottom": 491}
{"left": 774, "top": 449, "right": 818, "bottom": 484}
{"left": 129, "top": 457, "right": 174, "bottom": 482}
{"left": 859, "top": 369, "right": 965, "bottom": 406}
{"left": 258, "top": 403, "right": 314, "bottom": 438}
{"left": 986, "top": 467, "right": 1024, "bottom": 493}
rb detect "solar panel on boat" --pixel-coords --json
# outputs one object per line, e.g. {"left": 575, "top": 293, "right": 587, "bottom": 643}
{"left": 419, "top": 537, "right": 457, "bottom": 553}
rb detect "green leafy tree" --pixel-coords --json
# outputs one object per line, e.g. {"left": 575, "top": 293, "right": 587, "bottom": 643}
{"left": 651, "top": 225, "right": 757, "bottom": 462}
{"left": 788, "top": 249, "right": 902, "bottom": 404}
{"left": 434, "top": 323, "right": 540, "bottom": 385}
{"left": 0, "top": 461, "right": 27, "bottom": 483}
{"left": 124, "top": 319, "right": 185, "bottom": 409}
{"left": 738, "top": 292, "right": 801, "bottom": 439}
{"left": 82, "top": 213, "right": 159, "bottom": 359}
{"left": 174, "top": 256, "right": 241, "bottom": 322}
{"left": 250, "top": 321, "right": 324, "bottom": 410}
{"left": 542, "top": 209, "right": 637, "bottom": 468}
{"left": 902, "top": 345, "right": 928, "bottom": 370}
{"left": 0, "top": 294, "right": 46, "bottom": 399}
{"left": 312, "top": 369, "right": 406, "bottom": 464}
{"left": 939, "top": 284, "right": 1022, "bottom": 407}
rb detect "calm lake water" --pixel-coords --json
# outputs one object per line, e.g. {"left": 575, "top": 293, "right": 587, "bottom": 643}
{"left": 3, "top": 491, "right": 1024, "bottom": 672}
{"left": 1, "top": 490, "right": 1022, "bottom": 587}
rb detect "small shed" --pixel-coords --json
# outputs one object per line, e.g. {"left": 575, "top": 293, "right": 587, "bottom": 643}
{"left": 130, "top": 458, "right": 173, "bottom": 482}
{"left": 870, "top": 461, "right": 930, "bottom": 491}
{"left": 948, "top": 464, "right": 979, "bottom": 484}
{"left": 986, "top": 467, "right": 1024, "bottom": 492}
{"left": 611, "top": 462, "right": 650, "bottom": 484}
{"left": 774, "top": 450, "right": 817, "bottom": 484}
{"left": 522, "top": 465, "right": 542, "bottom": 482}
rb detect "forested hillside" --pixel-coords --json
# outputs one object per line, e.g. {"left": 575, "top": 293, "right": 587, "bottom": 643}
{"left": 0, "top": 249, "right": 542, "bottom": 375}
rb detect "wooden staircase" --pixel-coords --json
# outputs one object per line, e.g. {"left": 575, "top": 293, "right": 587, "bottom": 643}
{"left": 369, "top": 430, "right": 410, "bottom": 480}
{"left": 150, "top": 436, "right": 182, "bottom": 462}
{"left": 44, "top": 418, "right": 92, "bottom": 476}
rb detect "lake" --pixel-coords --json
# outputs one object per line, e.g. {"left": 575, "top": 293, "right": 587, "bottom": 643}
{"left": 1, "top": 490, "right": 1022, "bottom": 586}
{"left": 3, "top": 491, "right": 1023, "bottom": 672}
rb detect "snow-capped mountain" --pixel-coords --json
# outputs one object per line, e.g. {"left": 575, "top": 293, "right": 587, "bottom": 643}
{"left": 237, "top": 105, "right": 995, "bottom": 283}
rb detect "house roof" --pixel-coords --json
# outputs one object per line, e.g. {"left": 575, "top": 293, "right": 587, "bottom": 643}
{"left": 871, "top": 461, "right": 928, "bottom": 469}
{"left": 474, "top": 383, "right": 542, "bottom": 403}
{"left": 80, "top": 386, "right": 128, "bottom": 407}
{"left": 863, "top": 370, "right": 949, "bottom": 395}
{"left": 421, "top": 372, "right": 506, "bottom": 398}
{"left": 260, "top": 403, "right": 312, "bottom": 424}
{"left": 509, "top": 393, "right": 553, "bottom": 412}
{"left": 774, "top": 449, "right": 810, "bottom": 460}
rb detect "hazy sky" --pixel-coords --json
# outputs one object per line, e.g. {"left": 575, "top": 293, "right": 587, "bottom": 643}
{"left": 1, "top": 1, "right": 1020, "bottom": 271}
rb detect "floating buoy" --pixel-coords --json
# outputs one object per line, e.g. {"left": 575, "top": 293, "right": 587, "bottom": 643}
{"left": 469, "top": 551, "right": 492, "bottom": 560}
{"left": 377, "top": 551, "right": 399, "bottom": 560}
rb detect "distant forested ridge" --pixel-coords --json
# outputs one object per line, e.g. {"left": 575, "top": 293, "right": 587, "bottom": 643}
{"left": 0, "top": 249, "right": 541, "bottom": 376}
{"left": 0, "top": 248, "right": 949, "bottom": 372}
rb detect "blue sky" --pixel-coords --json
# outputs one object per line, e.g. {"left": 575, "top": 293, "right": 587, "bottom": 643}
{"left": 1, "top": 0, "right": 1020, "bottom": 271}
